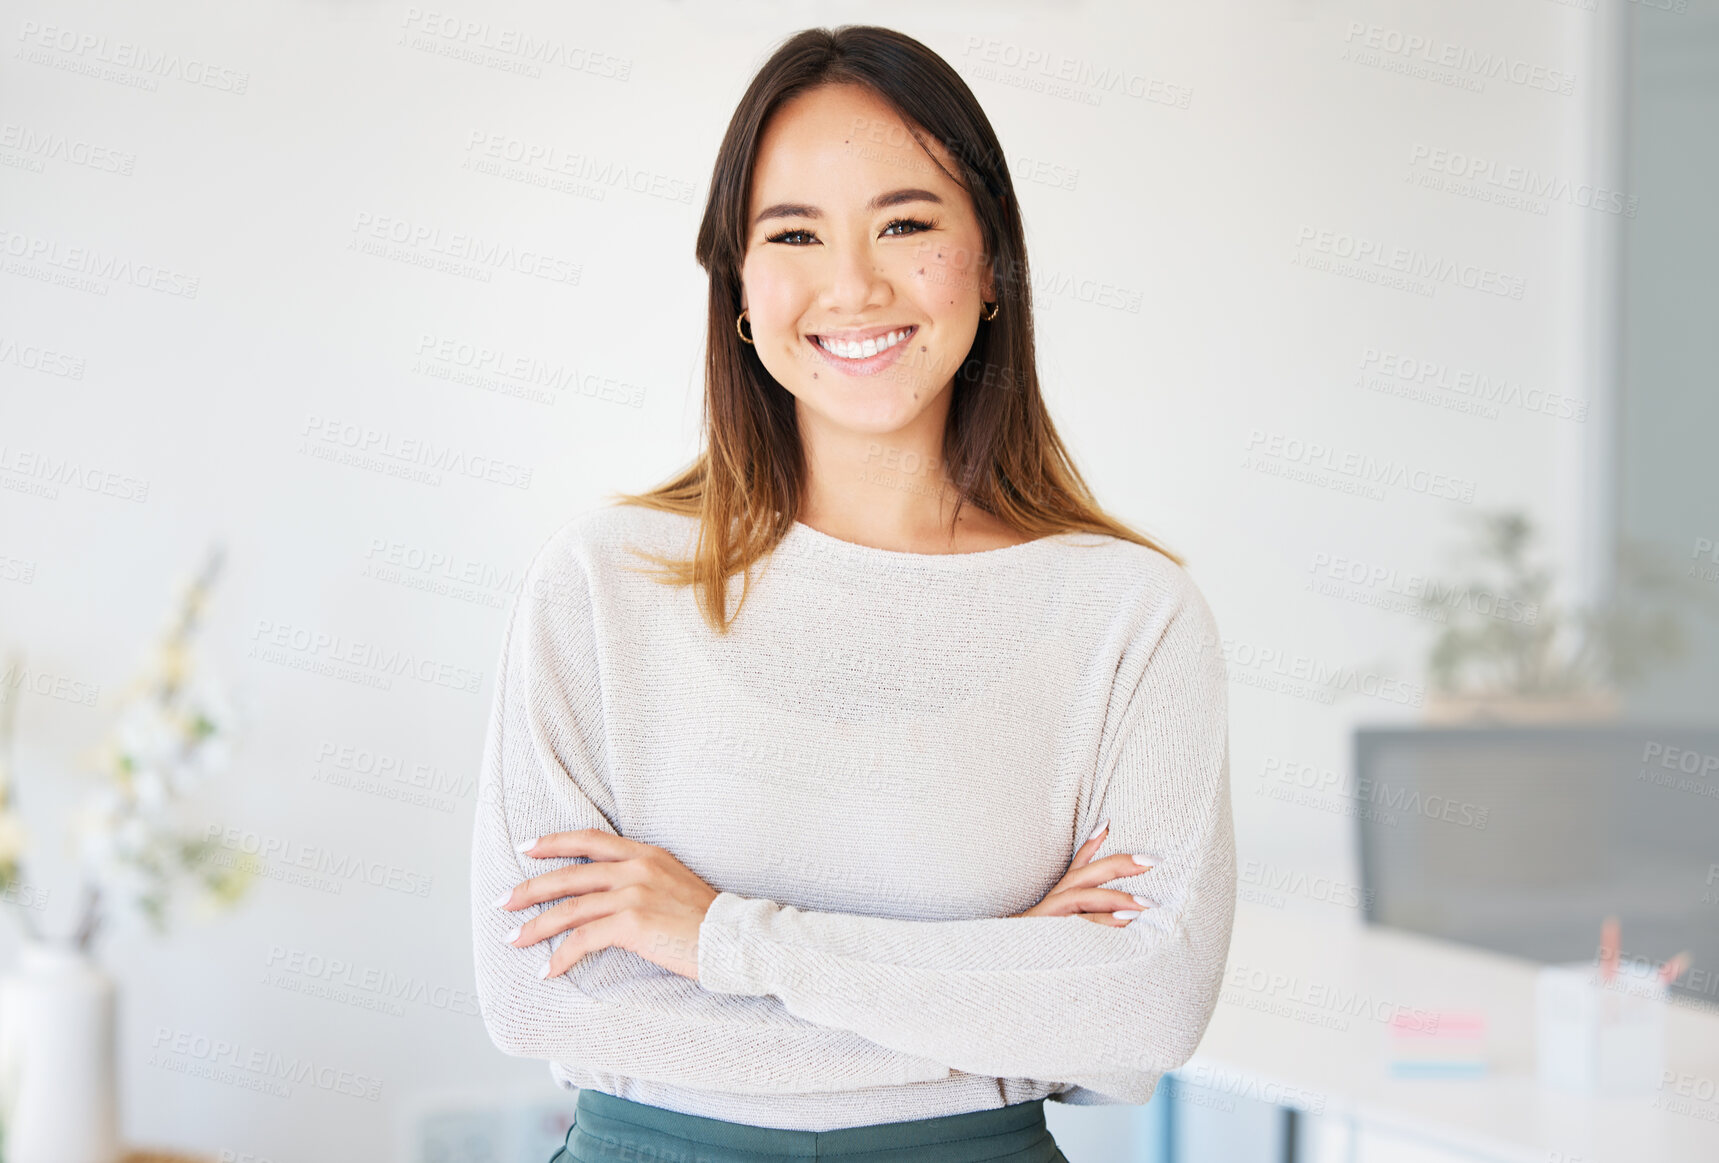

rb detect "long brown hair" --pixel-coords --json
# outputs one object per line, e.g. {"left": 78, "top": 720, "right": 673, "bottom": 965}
{"left": 609, "top": 24, "right": 1181, "bottom": 634}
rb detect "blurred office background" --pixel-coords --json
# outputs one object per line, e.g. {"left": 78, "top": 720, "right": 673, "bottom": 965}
{"left": 2, "top": 1, "right": 1715, "bottom": 1160}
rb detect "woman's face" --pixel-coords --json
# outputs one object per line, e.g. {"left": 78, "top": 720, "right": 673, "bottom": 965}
{"left": 740, "top": 82, "right": 995, "bottom": 436}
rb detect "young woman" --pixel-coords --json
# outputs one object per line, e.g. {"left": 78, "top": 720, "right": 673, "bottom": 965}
{"left": 472, "top": 24, "right": 1235, "bottom": 1163}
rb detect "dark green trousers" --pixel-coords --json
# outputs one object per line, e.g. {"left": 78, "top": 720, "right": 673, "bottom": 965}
{"left": 551, "top": 1088, "right": 1070, "bottom": 1162}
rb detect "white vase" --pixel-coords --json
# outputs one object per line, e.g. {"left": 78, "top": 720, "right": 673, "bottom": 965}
{"left": 0, "top": 941, "right": 120, "bottom": 1163}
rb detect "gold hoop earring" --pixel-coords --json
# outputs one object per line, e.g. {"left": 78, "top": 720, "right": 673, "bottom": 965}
{"left": 736, "top": 309, "right": 755, "bottom": 345}
{"left": 981, "top": 300, "right": 999, "bottom": 322}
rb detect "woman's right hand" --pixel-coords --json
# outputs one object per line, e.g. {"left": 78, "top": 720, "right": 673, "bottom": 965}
{"left": 1008, "top": 819, "right": 1157, "bottom": 926}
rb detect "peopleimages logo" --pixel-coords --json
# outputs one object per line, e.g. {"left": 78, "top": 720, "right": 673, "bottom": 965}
{"left": 1258, "top": 755, "right": 1490, "bottom": 830}
{"left": 263, "top": 943, "right": 480, "bottom": 1017}
{"left": 1224, "top": 964, "right": 1442, "bottom": 1032}
{"left": 0, "top": 122, "right": 137, "bottom": 175}
{"left": 462, "top": 131, "right": 693, "bottom": 203}
{"left": 1640, "top": 742, "right": 1719, "bottom": 779}
{"left": 1197, "top": 631, "right": 1426, "bottom": 708}
{"left": 148, "top": 1027, "right": 381, "bottom": 1102}
{"left": 202, "top": 822, "right": 435, "bottom": 898}
{"left": 299, "top": 415, "right": 533, "bottom": 490}
{"left": 1308, "top": 550, "right": 1539, "bottom": 625}
{"left": 1692, "top": 537, "right": 1719, "bottom": 584}
{"left": 1180, "top": 1063, "right": 1327, "bottom": 1115}
{"left": 1294, "top": 226, "right": 1526, "bottom": 300}
{"left": 399, "top": 8, "right": 633, "bottom": 80}
{"left": 248, "top": 616, "right": 484, "bottom": 694}
{"left": 348, "top": 211, "right": 581, "bottom": 286}
{"left": 1239, "top": 859, "right": 1373, "bottom": 911}
{"left": 0, "top": 226, "right": 200, "bottom": 298}
{"left": 959, "top": 36, "right": 1193, "bottom": 108}
{"left": 1341, "top": 22, "right": 1576, "bottom": 96}
{"left": 0, "top": 443, "right": 150, "bottom": 503}
{"left": 1243, "top": 429, "right": 1477, "bottom": 504}
{"left": 313, "top": 738, "right": 478, "bottom": 809}
{"left": 0, "top": 333, "right": 87, "bottom": 379}
{"left": 1407, "top": 145, "right": 1637, "bottom": 218}
{"left": 0, "top": 657, "right": 100, "bottom": 706}
{"left": 1359, "top": 348, "right": 1587, "bottom": 422}
{"left": 14, "top": 21, "right": 251, "bottom": 94}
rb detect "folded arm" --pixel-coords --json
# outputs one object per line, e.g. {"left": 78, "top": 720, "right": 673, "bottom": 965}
{"left": 695, "top": 574, "right": 1236, "bottom": 1099}
{"left": 470, "top": 532, "right": 953, "bottom": 1094}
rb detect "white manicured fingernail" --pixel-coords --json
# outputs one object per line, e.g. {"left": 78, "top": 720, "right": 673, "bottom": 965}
{"left": 1113, "top": 910, "right": 1142, "bottom": 920}
{"left": 492, "top": 890, "right": 513, "bottom": 908}
{"left": 1087, "top": 818, "right": 1109, "bottom": 843}
{"left": 1132, "top": 854, "right": 1159, "bottom": 867}
{"left": 1133, "top": 896, "right": 1156, "bottom": 909}
{"left": 503, "top": 925, "right": 522, "bottom": 943}
{"left": 515, "top": 837, "right": 538, "bottom": 854}
{"left": 538, "top": 960, "right": 554, "bottom": 979}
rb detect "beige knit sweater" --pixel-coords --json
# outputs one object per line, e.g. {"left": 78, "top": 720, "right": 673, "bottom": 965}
{"left": 470, "top": 502, "right": 1235, "bottom": 1131}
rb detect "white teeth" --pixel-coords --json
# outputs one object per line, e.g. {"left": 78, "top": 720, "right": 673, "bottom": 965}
{"left": 816, "top": 328, "right": 910, "bottom": 359}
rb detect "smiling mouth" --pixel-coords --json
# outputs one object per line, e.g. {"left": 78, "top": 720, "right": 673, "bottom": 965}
{"left": 811, "top": 326, "right": 917, "bottom": 361}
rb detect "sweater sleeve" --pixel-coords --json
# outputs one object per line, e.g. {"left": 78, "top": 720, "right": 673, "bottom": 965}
{"left": 695, "top": 568, "right": 1236, "bottom": 1100}
{"left": 471, "top": 526, "right": 955, "bottom": 1094}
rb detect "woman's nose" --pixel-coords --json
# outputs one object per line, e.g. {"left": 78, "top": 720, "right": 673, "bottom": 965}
{"left": 819, "top": 235, "right": 891, "bottom": 312}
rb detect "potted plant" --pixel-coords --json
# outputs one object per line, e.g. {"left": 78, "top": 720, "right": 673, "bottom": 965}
{"left": 1419, "top": 511, "right": 1718, "bottom": 723}
{"left": 0, "top": 545, "right": 254, "bottom": 1163}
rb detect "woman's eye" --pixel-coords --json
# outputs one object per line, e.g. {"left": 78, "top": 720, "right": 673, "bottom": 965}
{"left": 882, "top": 217, "right": 936, "bottom": 237}
{"left": 764, "top": 218, "right": 938, "bottom": 246}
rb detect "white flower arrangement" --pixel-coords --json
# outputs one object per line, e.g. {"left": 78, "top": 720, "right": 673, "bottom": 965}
{"left": 0, "top": 545, "right": 254, "bottom": 952}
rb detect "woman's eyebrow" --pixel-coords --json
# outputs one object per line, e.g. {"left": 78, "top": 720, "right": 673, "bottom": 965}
{"left": 752, "top": 188, "right": 943, "bottom": 227}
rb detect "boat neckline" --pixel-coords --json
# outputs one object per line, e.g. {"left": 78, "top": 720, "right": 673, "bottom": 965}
{"left": 784, "top": 519, "right": 1064, "bottom": 564}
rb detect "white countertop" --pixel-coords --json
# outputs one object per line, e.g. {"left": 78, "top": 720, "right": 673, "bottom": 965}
{"left": 1179, "top": 903, "right": 1719, "bottom": 1163}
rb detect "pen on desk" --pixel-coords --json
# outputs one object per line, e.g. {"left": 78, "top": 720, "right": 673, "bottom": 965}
{"left": 1659, "top": 951, "right": 1691, "bottom": 986}
{"left": 1599, "top": 915, "right": 1620, "bottom": 983}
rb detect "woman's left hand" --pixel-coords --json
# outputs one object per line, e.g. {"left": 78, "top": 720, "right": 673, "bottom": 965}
{"left": 496, "top": 829, "right": 720, "bottom": 982}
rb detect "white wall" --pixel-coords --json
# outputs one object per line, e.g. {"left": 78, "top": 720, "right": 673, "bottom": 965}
{"left": 0, "top": 1, "right": 1611, "bottom": 1158}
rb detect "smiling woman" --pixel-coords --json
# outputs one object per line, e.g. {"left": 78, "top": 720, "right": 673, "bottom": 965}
{"left": 741, "top": 85, "right": 994, "bottom": 408}
{"left": 469, "top": 23, "right": 1235, "bottom": 1163}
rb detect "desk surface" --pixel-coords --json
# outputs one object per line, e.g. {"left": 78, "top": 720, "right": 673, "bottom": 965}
{"left": 1181, "top": 903, "right": 1719, "bottom": 1163}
